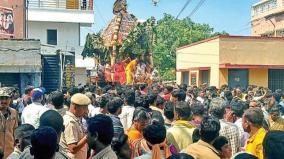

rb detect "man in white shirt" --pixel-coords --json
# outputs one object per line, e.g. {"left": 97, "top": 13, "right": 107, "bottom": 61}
{"left": 89, "top": 93, "right": 110, "bottom": 117}
{"left": 196, "top": 90, "right": 205, "bottom": 104}
{"left": 119, "top": 89, "right": 135, "bottom": 132}
{"left": 231, "top": 100, "right": 250, "bottom": 149}
{"left": 21, "top": 88, "right": 47, "bottom": 128}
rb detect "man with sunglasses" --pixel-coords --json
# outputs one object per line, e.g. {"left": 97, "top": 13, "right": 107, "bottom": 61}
{"left": 0, "top": 87, "right": 18, "bottom": 158}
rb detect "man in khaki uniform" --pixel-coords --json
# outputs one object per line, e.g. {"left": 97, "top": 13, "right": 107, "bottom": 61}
{"left": 0, "top": 87, "right": 18, "bottom": 158}
{"left": 60, "top": 93, "right": 90, "bottom": 159}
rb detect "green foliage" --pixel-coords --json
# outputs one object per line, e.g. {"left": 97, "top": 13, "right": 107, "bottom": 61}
{"left": 82, "top": 33, "right": 94, "bottom": 58}
{"left": 211, "top": 31, "right": 230, "bottom": 37}
{"left": 82, "top": 13, "right": 229, "bottom": 81}
{"left": 81, "top": 33, "right": 110, "bottom": 63}
{"left": 122, "top": 13, "right": 228, "bottom": 81}
{"left": 162, "top": 69, "right": 176, "bottom": 81}
{"left": 119, "top": 17, "right": 156, "bottom": 57}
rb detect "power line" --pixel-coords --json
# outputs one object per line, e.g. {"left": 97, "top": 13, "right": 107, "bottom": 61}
{"left": 176, "top": 0, "right": 193, "bottom": 19}
{"left": 94, "top": 2, "right": 107, "bottom": 25}
{"left": 235, "top": 26, "right": 251, "bottom": 34}
{"left": 82, "top": 27, "right": 96, "bottom": 33}
{"left": 188, "top": 0, "right": 207, "bottom": 18}
{"left": 233, "top": 21, "right": 252, "bottom": 34}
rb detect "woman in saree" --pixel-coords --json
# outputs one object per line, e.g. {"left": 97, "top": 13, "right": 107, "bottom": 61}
{"left": 127, "top": 107, "right": 151, "bottom": 158}
{"left": 126, "top": 58, "right": 138, "bottom": 85}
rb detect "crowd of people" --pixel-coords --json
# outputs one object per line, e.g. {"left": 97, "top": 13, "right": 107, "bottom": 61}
{"left": 95, "top": 57, "right": 159, "bottom": 86}
{"left": 0, "top": 83, "right": 284, "bottom": 159}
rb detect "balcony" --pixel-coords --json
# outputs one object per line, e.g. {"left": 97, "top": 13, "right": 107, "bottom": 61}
{"left": 27, "top": 0, "right": 94, "bottom": 24}
{"left": 28, "top": 0, "right": 93, "bottom": 11}
{"left": 252, "top": 0, "right": 284, "bottom": 20}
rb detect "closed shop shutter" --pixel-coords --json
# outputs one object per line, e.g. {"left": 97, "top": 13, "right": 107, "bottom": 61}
{"left": 201, "top": 70, "right": 209, "bottom": 85}
{"left": 228, "top": 69, "right": 248, "bottom": 89}
{"left": 0, "top": 73, "right": 20, "bottom": 88}
{"left": 182, "top": 72, "right": 189, "bottom": 85}
{"left": 268, "top": 69, "right": 284, "bottom": 91}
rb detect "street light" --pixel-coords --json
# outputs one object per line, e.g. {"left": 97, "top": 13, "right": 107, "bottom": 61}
{"left": 152, "top": 0, "right": 160, "bottom": 6}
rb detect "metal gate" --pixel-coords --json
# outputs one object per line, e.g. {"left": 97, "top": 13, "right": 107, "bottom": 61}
{"left": 269, "top": 69, "right": 284, "bottom": 91}
{"left": 228, "top": 69, "right": 248, "bottom": 89}
{"left": 182, "top": 72, "right": 189, "bottom": 85}
{"left": 201, "top": 70, "right": 209, "bottom": 85}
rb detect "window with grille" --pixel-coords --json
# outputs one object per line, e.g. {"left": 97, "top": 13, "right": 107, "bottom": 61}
{"left": 269, "top": 69, "right": 284, "bottom": 91}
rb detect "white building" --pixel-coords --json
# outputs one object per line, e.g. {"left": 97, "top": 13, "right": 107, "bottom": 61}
{"left": 75, "top": 57, "right": 95, "bottom": 85}
{"left": 27, "top": 0, "right": 94, "bottom": 53}
{"left": 27, "top": 0, "right": 95, "bottom": 88}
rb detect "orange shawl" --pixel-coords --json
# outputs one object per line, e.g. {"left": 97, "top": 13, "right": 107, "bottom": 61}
{"left": 141, "top": 139, "right": 171, "bottom": 159}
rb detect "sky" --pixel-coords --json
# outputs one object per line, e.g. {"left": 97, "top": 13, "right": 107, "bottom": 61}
{"left": 81, "top": 0, "right": 260, "bottom": 45}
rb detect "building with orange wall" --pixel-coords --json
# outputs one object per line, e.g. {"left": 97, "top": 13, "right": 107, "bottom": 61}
{"left": 0, "top": 0, "right": 25, "bottom": 38}
{"left": 251, "top": 0, "right": 284, "bottom": 37}
{"left": 176, "top": 35, "right": 284, "bottom": 90}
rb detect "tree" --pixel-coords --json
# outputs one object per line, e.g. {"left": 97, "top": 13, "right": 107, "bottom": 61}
{"left": 81, "top": 33, "right": 110, "bottom": 63}
{"left": 83, "top": 13, "right": 229, "bottom": 81}
{"left": 120, "top": 13, "right": 229, "bottom": 81}
{"left": 211, "top": 31, "right": 230, "bottom": 37}
{"left": 119, "top": 16, "right": 156, "bottom": 64}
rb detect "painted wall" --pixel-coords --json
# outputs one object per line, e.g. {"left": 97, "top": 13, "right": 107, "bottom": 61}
{"left": 176, "top": 38, "right": 220, "bottom": 69}
{"left": 251, "top": 16, "right": 284, "bottom": 36}
{"left": 210, "top": 65, "right": 220, "bottom": 87}
{"left": 219, "top": 38, "right": 284, "bottom": 65}
{"left": 0, "top": 39, "right": 41, "bottom": 72}
{"left": 219, "top": 68, "right": 228, "bottom": 87}
{"left": 176, "top": 36, "right": 284, "bottom": 88}
{"left": 28, "top": 21, "right": 80, "bottom": 47}
{"left": 249, "top": 68, "right": 268, "bottom": 87}
{"left": 176, "top": 38, "right": 220, "bottom": 86}
{"left": 176, "top": 72, "right": 182, "bottom": 85}
{"left": 251, "top": 0, "right": 284, "bottom": 36}
{"left": 28, "top": 8, "right": 94, "bottom": 24}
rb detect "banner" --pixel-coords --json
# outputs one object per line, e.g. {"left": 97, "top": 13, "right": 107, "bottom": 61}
{"left": 63, "top": 64, "right": 75, "bottom": 88}
{"left": 0, "top": 7, "right": 14, "bottom": 36}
